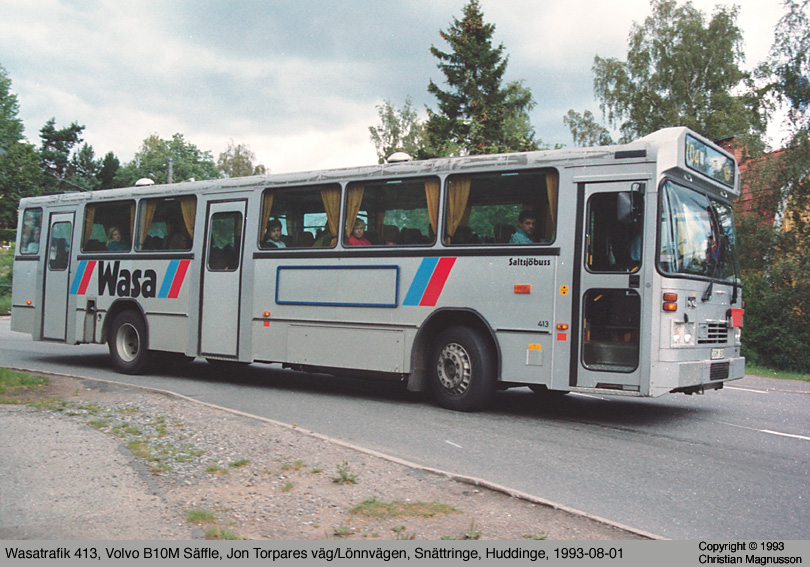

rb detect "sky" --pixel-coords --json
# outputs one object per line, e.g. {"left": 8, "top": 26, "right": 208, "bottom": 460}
{"left": 0, "top": 0, "right": 790, "bottom": 175}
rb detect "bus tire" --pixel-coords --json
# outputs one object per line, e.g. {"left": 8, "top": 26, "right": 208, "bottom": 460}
{"left": 108, "top": 311, "right": 150, "bottom": 375}
{"left": 430, "top": 326, "right": 496, "bottom": 412}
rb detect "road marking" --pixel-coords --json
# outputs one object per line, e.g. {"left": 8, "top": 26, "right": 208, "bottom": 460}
{"left": 445, "top": 440, "right": 463, "bottom": 449}
{"left": 761, "top": 430, "right": 810, "bottom": 441}
{"left": 726, "top": 386, "right": 770, "bottom": 394}
{"left": 719, "top": 421, "right": 810, "bottom": 441}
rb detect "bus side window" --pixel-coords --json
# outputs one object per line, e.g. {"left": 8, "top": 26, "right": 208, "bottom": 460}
{"left": 19, "top": 208, "right": 43, "bottom": 255}
{"left": 82, "top": 201, "right": 135, "bottom": 253}
{"left": 48, "top": 222, "right": 72, "bottom": 271}
{"left": 137, "top": 196, "right": 196, "bottom": 252}
{"left": 444, "top": 170, "right": 558, "bottom": 246}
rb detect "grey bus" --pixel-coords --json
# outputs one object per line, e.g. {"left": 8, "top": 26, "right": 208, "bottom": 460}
{"left": 11, "top": 127, "right": 744, "bottom": 411}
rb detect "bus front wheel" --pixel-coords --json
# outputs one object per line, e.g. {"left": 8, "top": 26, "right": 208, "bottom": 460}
{"left": 108, "top": 311, "right": 150, "bottom": 375}
{"left": 430, "top": 326, "right": 496, "bottom": 412}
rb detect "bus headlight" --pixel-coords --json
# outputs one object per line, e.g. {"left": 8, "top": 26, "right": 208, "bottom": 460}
{"left": 734, "top": 327, "right": 742, "bottom": 346}
{"left": 671, "top": 320, "right": 695, "bottom": 347}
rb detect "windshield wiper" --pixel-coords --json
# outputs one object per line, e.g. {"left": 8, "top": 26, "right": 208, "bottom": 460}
{"left": 701, "top": 205, "right": 724, "bottom": 302}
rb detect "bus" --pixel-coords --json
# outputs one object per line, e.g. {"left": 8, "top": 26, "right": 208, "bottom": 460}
{"left": 10, "top": 127, "right": 745, "bottom": 411}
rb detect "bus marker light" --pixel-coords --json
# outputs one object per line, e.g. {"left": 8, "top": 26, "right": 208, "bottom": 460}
{"left": 514, "top": 284, "right": 531, "bottom": 294}
{"left": 556, "top": 323, "right": 569, "bottom": 331}
{"left": 663, "top": 293, "right": 678, "bottom": 302}
{"left": 262, "top": 312, "right": 271, "bottom": 317}
{"left": 663, "top": 302, "right": 678, "bottom": 312}
{"left": 26, "top": 300, "right": 32, "bottom": 305}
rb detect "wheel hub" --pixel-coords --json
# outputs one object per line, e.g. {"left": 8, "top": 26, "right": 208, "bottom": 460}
{"left": 436, "top": 342, "right": 472, "bottom": 396}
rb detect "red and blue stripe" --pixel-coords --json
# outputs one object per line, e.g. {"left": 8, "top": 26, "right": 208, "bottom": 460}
{"left": 69, "top": 260, "right": 97, "bottom": 295}
{"left": 157, "top": 259, "right": 190, "bottom": 298}
{"left": 403, "top": 257, "right": 456, "bottom": 306}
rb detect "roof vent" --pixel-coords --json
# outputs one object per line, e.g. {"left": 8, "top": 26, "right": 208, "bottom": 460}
{"left": 135, "top": 178, "right": 155, "bottom": 187}
{"left": 387, "top": 152, "right": 412, "bottom": 163}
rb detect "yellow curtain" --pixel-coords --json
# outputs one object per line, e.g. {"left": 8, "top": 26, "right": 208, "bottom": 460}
{"left": 128, "top": 203, "right": 136, "bottom": 242}
{"left": 83, "top": 206, "right": 96, "bottom": 244}
{"left": 139, "top": 200, "right": 157, "bottom": 246}
{"left": 425, "top": 178, "right": 439, "bottom": 236}
{"left": 320, "top": 186, "right": 340, "bottom": 245}
{"left": 180, "top": 197, "right": 196, "bottom": 238}
{"left": 446, "top": 177, "right": 471, "bottom": 238}
{"left": 261, "top": 190, "right": 275, "bottom": 240}
{"left": 345, "top": 184, "right": 364, "bottom": 237}
{"left": 545, "top": 170, "right": 558, "bottom": 240}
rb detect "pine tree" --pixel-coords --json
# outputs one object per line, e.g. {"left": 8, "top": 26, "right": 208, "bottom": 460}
{"left": 424, "top": 0, "right": 536, "bottom": 157}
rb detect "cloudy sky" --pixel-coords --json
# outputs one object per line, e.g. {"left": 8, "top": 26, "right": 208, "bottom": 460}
{"left": 0, "top": 0, "right": 789, "bottom": 175}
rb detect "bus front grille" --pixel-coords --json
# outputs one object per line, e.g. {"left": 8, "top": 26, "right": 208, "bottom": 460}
{"left": 698, "top": 322, "right": 728, "bottom": 345}
{"left": 710, "top": 361, "right": 730, "bottom": 381}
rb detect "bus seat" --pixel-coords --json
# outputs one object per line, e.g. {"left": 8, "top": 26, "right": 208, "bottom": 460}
{"left": 494, "top": 224, "right": 515, "bottom": 243}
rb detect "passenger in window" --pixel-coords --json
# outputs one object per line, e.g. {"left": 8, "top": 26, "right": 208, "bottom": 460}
{"left": 348, "top": 219, "right": 371, "bottom": 246}
{"left": 24, "top": 226, "right": 40, "bottom": 254}
{"left": 106, "top": 227, "right": 127, "bottom": 252}
{"left": 166, "top": 217, "right": 191, "bottom": 250}
{"left": 509, "top": 211, "right": 537, "bottom": 244}
{"left": 263, "top": 219, "right": 287, "bottom": 248}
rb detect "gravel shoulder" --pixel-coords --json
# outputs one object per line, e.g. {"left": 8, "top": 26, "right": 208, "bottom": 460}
{"left": 0, "top": 373, "right": 650, "bottom": 541}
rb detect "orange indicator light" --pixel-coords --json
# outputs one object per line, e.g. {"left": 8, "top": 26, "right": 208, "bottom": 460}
{"left": 556, "top": 323, "right": 569, "bottom": 331}
{"left": 514, "top": 284, "right": 532, "bottom": 294}
{"left": 262, "top": 311, "right": 271, "bottom": 318}
{"left": 663, "top": 292, "right": 678, "bottom": 302}
{"left": 663, "top": 302, "right": 678, "bottom": 312}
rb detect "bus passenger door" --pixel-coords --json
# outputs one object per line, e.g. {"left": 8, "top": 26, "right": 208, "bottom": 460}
{"left": 200, "top": 201, "right": 246, "bottom": 358}
{"left": 573, "top": 182, "right": 645, "bottom": 392}
{"left": 42, "top": 212, "right": 74, "bottom": 341}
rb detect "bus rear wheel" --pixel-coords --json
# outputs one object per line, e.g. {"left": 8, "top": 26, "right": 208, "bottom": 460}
{"left": 108, "top": 311, "right": 150, "bottom": 375}
{"left": 430, "top": 326, "right": 496, "bottom": 412}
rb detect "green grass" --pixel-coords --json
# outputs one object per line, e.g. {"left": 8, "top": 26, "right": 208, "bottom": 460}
{"left": 0, "top": 368, "right": 48, "bottom": 397}
{"left": 186, "top": 509, "right": 217, "bottom": 524}
{"left": 330, "top": 460, "right": 358, "bottom": 485}
{"left": 350, "top": 496, "right": 459, "bottom": 519}
{"left": 746, "top": 363, "right": 810, "bottom": 382}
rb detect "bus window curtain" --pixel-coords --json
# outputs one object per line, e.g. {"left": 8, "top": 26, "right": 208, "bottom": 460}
{"left": 129, "top": 203, "right": 136, "bottom": 241}
{"left": 83, "top": 206, "right": 96, "bottom": 244}
{"left": 345, "top": 185, "right": 364, "bottom": 237}
{"left": 139, "top": 200, "right": 158, "bottom": 246}
{"left": 545, "top": 170, "right": 558, "bottom": 240}
{"left": 261, "top": 191, "right": 275, "bottom": 241}
{"left": 425, "top": 178, "right": 439, "bottom": 237}
{"left": 180, "top": 197, "right": 196, "bottom": 238}
{"left": 446, "top": 177, "right": 471, "bottom": 239}
{"left": 320, "top": 186, "right": 340, "bottom": 245}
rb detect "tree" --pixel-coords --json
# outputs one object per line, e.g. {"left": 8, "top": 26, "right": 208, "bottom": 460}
{"left": 66, "top": 143, "right": 101, "bottom": 191}
{"left": 423, "top": 0, "right": 539, "bottom": 157}
{"left": 738, "top": 0, "right": 810, "bottom": 372}
{"left": 579, "top": 0, "right": 764, "bottom": 143}
{"left": 217, "top": 140, "right": 266, "bottom": 178}
{"left": 115, "top": 133, "right": 219, "bottom": 187}
{"left": 97, "top": 151, "right": 120, "bottom": 190}
{"left": 0, "top": 64, "right": 41, "bottom": 229}
{"left": 39, "top": 118, "right": 85, "bottom": 191}
{"left": 563, "top": 109, "right": 614, "bottom": 147}
{"left": 369, "top": 97, "right": 426, "bottom": 163}
{"left": 0, "top": 65, "right": 24, "bottom": 150}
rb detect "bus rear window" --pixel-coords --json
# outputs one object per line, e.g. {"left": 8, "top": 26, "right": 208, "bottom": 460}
{"left": 444, "top": 169, "right": 557, "bottom": 245}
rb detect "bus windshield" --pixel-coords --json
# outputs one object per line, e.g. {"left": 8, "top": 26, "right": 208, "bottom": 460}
{"left": 658, "top": 180, "right": 740, "bottom": 284}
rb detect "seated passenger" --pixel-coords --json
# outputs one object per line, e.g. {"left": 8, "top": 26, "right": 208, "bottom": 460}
{"left": 348, "top": 219, "right": 371, "bottom": 246}
{"left": 263, "top": 219, "right": 287, "bottom": 248}
{"left": 106, "top": 226, "right": 127, "bottom": 251}
{"left": 509, "top": 211, "right": 537, "bottom": 244}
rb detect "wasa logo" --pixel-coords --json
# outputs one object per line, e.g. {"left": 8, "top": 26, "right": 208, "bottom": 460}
{"left": 402, "top": 257, "right": 456, "bottom": 306}
{"left": 70, "top": 260, "right": 191, "bottom": 299}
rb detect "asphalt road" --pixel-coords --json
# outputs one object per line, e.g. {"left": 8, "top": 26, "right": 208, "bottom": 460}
{"left": 1, "top": 318, "right": 808, "bottom": 540}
